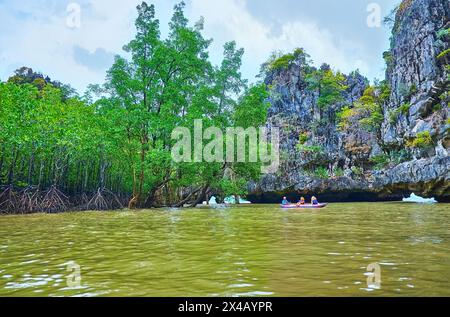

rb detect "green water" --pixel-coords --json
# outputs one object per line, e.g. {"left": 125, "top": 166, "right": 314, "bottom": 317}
{"left": 0, "top": 203, "right": 449, "bottom": 297}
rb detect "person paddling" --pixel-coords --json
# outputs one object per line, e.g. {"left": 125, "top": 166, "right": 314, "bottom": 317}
{"left": 281, "top": 197, "right": 290, "bottom": 205}
{"left": 297, "top": 197, "right": 305, "bottom": 206}
{"left": 311, "top": 196, "right": 319, "bottom": 205}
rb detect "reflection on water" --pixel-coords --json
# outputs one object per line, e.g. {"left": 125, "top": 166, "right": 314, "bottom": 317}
{"left": 0, "top": 203, "right": 449, "bottom": 297}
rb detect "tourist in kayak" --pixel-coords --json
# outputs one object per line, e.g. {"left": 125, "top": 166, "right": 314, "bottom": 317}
{"left": 296, "top": 197, "right": 306, "bottom": 206}
{"left": 281, "top": 197, "right": 290, "bottom": 205}
{"left": 311, "top": 196, "right": 319, "bottom": 205}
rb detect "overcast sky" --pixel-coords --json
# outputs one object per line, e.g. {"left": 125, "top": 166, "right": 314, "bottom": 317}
{"left": 0, "top": 0, "right": 399, "bottom": 93}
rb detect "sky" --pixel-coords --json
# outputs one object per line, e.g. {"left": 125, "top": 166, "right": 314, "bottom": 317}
{"left": 0, "top": 0, "right": 399, "bottom": 94}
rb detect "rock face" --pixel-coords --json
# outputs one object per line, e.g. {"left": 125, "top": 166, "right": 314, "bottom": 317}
{"left": 383, "top": 0, "right": 449, "bottom": 147}
{"left": 251, "top": 0, "right": 450, "bottom": 202}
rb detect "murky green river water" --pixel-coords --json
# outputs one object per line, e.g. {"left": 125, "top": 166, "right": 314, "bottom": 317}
{"left": 0, "top": 203, "right": 449, "bottom": 297}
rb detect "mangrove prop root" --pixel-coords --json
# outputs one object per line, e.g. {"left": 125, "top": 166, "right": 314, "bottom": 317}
{"left": 40, "top": 185, "right": 70, "bottom": 213}
{"left": 86, "top": 188, "right": 124, "bottom": 211}
{"left": 0, "top": 186, "right": 127, "bottom": 214}
{"left": 18, "top": 186, "right": 41, "bottom": 214}
{"left": 0, "top": 186, "right": 18, "bottom": 214}
{"left": 81, "top": 193, "right": 89, "bottom": 205}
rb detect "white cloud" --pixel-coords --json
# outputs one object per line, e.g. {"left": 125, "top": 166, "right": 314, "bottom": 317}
{"left": 0, "top": 0, "right": 168, "bottom": 93}
{"left": 0, "top": 0, "right": 379, "bottom": 93}
{"left": 189, "top": 0, "right": 371, "bottom": 80}
{"left": 279, "top": 21, "right": 371, "bottom": 75}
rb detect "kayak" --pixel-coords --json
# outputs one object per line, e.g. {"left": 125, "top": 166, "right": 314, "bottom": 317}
{"left": 281, "top": 203, "right": 328, "bottom": 209}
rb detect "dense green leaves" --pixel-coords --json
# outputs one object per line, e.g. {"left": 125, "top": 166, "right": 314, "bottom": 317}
{"left": 337, "top": 85, "right": 385, "bottom": 134}
{"left": 306, "top": 67, "right": 347, "bottom": 110}
{"left": 0, "top": 1, "right": 270, "bottom": 211}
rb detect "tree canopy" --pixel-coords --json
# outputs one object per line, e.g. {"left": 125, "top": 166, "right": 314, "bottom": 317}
{"left": 0, "top": 1, "right": 269, "bottom": 213}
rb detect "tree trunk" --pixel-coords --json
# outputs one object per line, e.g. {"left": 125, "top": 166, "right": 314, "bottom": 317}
{"left": 27, "top": 149, "right": 35, "bottom": 185}
{"left": 7, "top": 146, "right": 19, "bottom": 185}
{"left": 189, "top": 186, "right": 209, "bottom": 208}
{"left": 38, "top": 159, "right": 44, "bottom": 189}
{"left": 83, "top": 163, "right": 89, "bottom": 192}
{"left": 172, "top": 187, "right": 201, "bottom": 208}
{"left": 0, "top": 143, "right": 5, "bottom": 180}
{"left": 137, "top": 144, "right": 146, "bottom": 206}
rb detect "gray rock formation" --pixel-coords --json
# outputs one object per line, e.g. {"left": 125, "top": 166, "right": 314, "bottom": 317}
{"left": 382, "top": 0, "right": 449, "bottom": 147}
{"left": 251, "top": 0, "right": 449, "bottom": 202}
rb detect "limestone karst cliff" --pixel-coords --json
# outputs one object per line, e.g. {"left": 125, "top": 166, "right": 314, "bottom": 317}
{"left": 250, "top": 0, "right": 449, "bottom": 202}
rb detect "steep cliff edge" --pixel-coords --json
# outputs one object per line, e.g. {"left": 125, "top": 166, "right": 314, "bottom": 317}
{"left": 250, "top": 0, "right": 449, "bottom": 202}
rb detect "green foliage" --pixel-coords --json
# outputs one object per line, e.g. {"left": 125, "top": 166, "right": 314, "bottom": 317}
{"left": 336, "top": 106, "right": 355, "bottom": 131}
{"left": 0, "top": 79, "right": 129, "bottom": 193}
{"left": 296, "top": 144, "right": 323, "bottom": 153}
{"left": 337, "top": 85, "right": 384, "bottom": 133}
{"left": 358, "top": 91, "right": 384, "bottom": 132}
{"left": 436, "top": 48, "right": 450, "bottom": 60}
{"left": 269, "top": 54, "right": 295, "bottom": 71}
{"left": 383, "top": 51, "right": 393, "bottom": 70}
{"left": 218, "top": 178, "right": 248, "bottom": 198}
{"left": 104, "top": 1, "right": 264, "bottom": 206}
{"left": 388, "top": 110, "right": 397, "bottom": 124}
{"left": 399, "top": 103, "right": 411, "bottom": 114}
{"left": 306, "top": 68, "right": 347, "bottom": 109}
{"left": 397, "top": 0, "right": 413, "bottom": 16}
{"left": 370, "top": 154, "right": 390, "bottom": 170}
{"left": 409, "top": 84, "right": 418, "bottom": 96}
{"left": 333, "top": 167, "right": 344, "bottom": 177}
{"left": 298, "top": 132, "right": 309, "bottom": 145}
{"left": 234, "top": 84, "right": 270, "bottom": 128}
{"left": 7, "top": 66, "right": 77, "bottom": 100}
{"left": 267, "top": 48, "right": 307, "bottom": 71}
{"left": 437, "top": 28, "right": 450, "bottom": 39}
{"left": 389, "top": 103, "right": 410, "bottom": 123}
{"left": 406, "top": 131, "right": 433, "bottom": 148}
{"left": 378, "top": 81, "right": 392, "bottom": 104}
{"left": 351, "top": 166, "right": 364, "bottom": 176}
{"left": 383, "top": 149, "right": 410, "bottom": 165}
{"left": 313, "top": 167, "right": 329, "bottom": 179}
{"left": 432, "top": 103, "right": 442, "bottom": 112}
{"left": 438, "top": 89, "right": 449, "bottom": 103}
{"left": 0, "top": 1, "right": 269, "bottom": 210}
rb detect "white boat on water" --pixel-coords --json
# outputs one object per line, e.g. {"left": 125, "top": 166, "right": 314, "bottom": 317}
{"left": 201, "top": 196, "right": 251, "bottom": 206}
{"left": 208, "top": 196, "right": 218, "bottom": 205}
{"left": 224, "top": 196, "right": 251, "bottom": 204}
{"left": 200, "top": 197, "right": 225, "bottom": 208}
{"left": 402, "top": 193, "right": 437, "bottom": 204}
